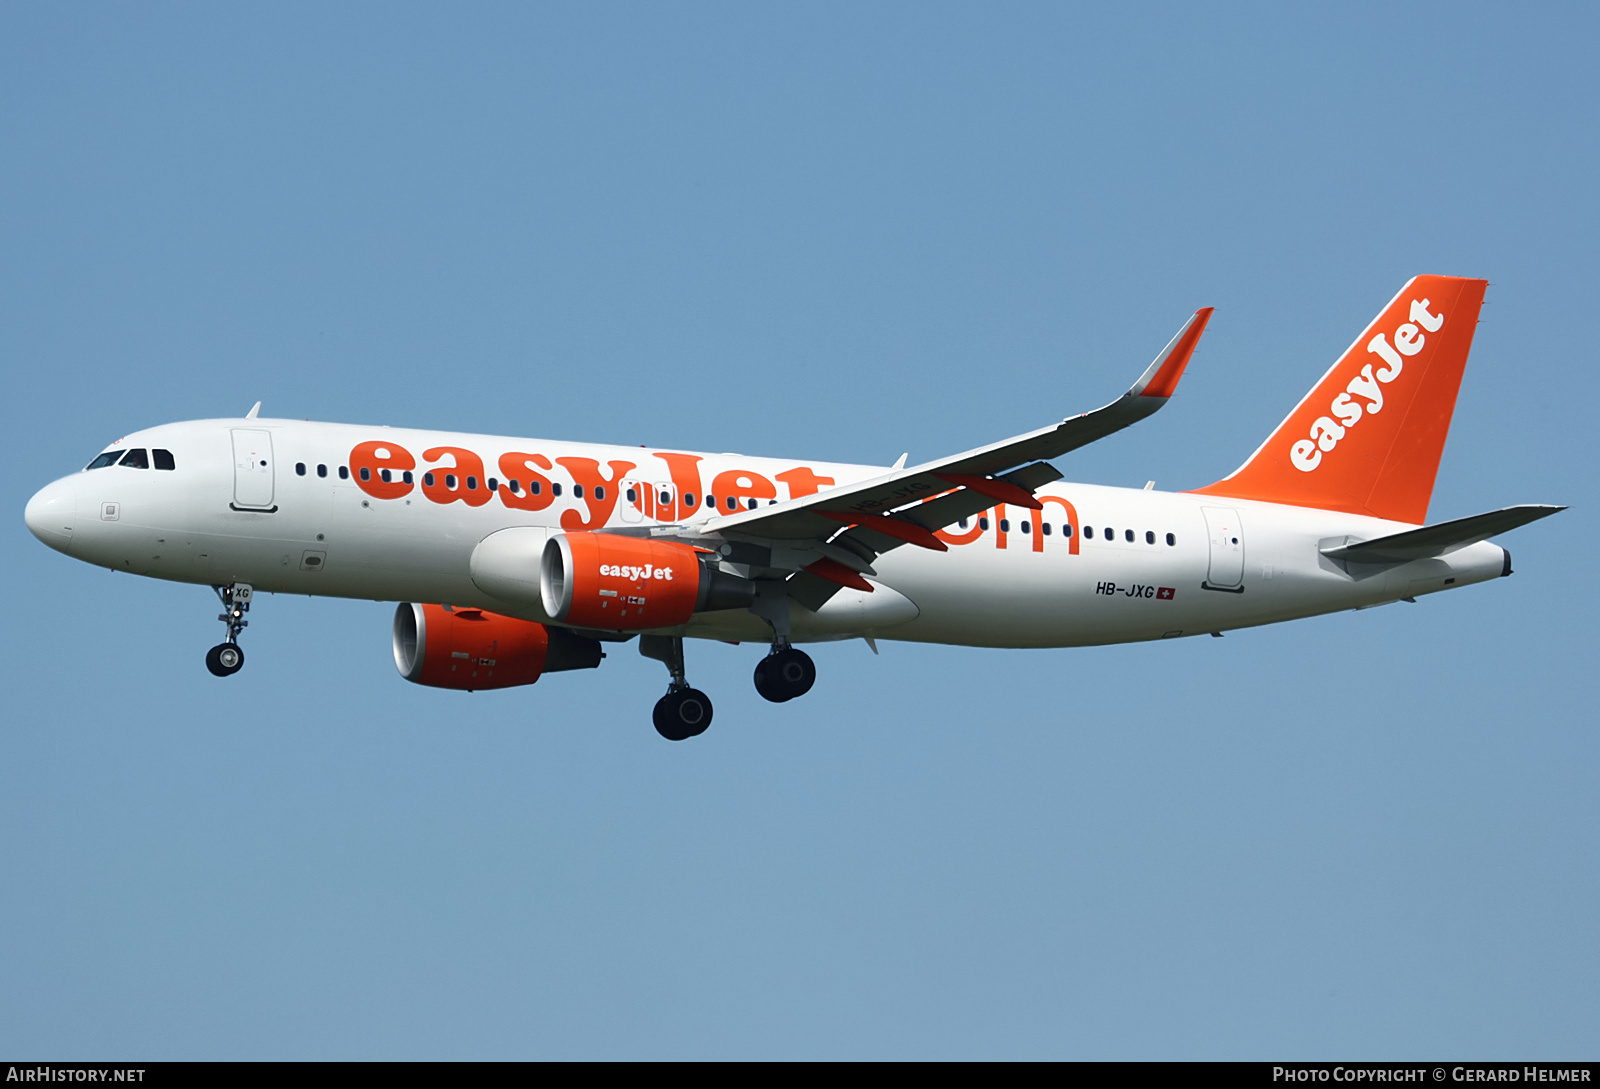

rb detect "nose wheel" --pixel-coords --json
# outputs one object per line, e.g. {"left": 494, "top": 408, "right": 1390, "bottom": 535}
{"left": 205, "top": 642, "right": 245, "bottom": 677}
{"left": 753, "top": 645, "right": 815, "bottom": 703}
{"left": 206, "top": 583, "right": 253, "bottom": 678}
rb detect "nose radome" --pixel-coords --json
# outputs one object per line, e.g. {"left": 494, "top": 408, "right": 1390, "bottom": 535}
{"left": 25, "top": 478, "right": 76, "bottom": 552}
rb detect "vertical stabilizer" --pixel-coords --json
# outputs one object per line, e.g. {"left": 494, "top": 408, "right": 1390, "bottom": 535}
{"left": 1192, "top": 275, "right": 1487, "bottom": 524}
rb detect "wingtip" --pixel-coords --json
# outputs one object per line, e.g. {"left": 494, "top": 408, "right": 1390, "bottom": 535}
{"left": 1138, "top": 307, "right": 1214, "bottom": 400}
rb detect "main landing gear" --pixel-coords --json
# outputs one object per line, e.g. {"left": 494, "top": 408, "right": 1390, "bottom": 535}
{"left": 749, "top": 582, "right": 815, "bottom": 703}
{"left": 753, "top": 645, "right": 815, "bottom": 703}
{"left": 205, "top": 583, "right": 252, "bottom": 678}
{"left": 636, "top": 589, "right": 820, "bottom": 739}
{"left": 640, "top": 634, "right": 713, "bottom": 742}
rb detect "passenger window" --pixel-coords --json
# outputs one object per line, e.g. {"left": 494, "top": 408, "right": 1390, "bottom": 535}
{"left": 119, "top": 448, "right": 149, "bottom": 469}
{"left": 531, "top": 481, "right": 543, "bottom": 495}
{"left": 552, "top": 483, "right": 562, "bottom": 497}
{"left": 317, "top": 464, "right": 327, "bottom": 478}
{"left": 626, "top": 487, "right": 636, "bottom": 502}
{"left": 1063, "top": 524, "right": 1073, "bottom": 537}
{"left": 380, "top": 469, "right": 392, "bottom": 483}
{"left": 509, "top": 479, "right": 522, "bottom": 494}
{"left": 1104, "top": 527, "right": 1113, "bottom": 539}
{"left": 572, "top": 484, "right": 582, "bottom": 499}
{"left": 979, "top": 517, "right": 990, "bottom": 531}
{"left": 659, "top": 490, "right": 670, "bottom": 505}
{"left": 445, "top": 474, "right": 457, "bottom": 489}
{"left": 1125, "top": 529, "right": 1134, "bottom": 543}
{"left": 1000, "top": 518, "right": 1010, "bottom": 532}
{"left": 402, "top": 470, "right": 413, "bottom": 484}
{"left": 467, "top": 476, "right": 478, "bottom": 491}
{"left": 1146, "top": 530, "right": 1155, "bottom": 544}
{"left": 296, "top": 462, "right": 307, "bottom": 476}
{"left": 153, "top": 449, "right": 175, "bottom": 471}
{"left": 360, "top": 467, "right": 371, "bottom": 481}
{"left": 1084, "top": 526, "right": 1093, "bottom": 539}
{"left": 596, "top": 486, "right": 606, "bottom": 501}
{"left": 86, "top": 452, "right": 122, "bottom": 470}
{"left": 423, "top": 473, "right": 435, "bottom": 487}
{"left": 339, "top": 466, "right": 349, "bottom": 480}
{"left": 727, "top": 496, "right": 737, "bottom": 511}
{"left": 747, "top": 498, "right": 757, "bottom": 510}
{"left": 1042, "top": 523, "right": 1052, "bottom": 536}
{"left": 958, "top": 517, "right": 969, "bottom": 529}
{"left": 488, "top": 478, "right": 499, "bottom": 492}
{"left": 1166, "top": 532, "right": 1176, "bottom": 546}
{"left": 1021, "top": 521, "right": 1031, "bottom": 534}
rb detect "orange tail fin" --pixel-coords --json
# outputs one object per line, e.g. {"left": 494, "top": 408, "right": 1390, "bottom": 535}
{"left": 1192, "top": 275, "right": 1488, "bottom": 524}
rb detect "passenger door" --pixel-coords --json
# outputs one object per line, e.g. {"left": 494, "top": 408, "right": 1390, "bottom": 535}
{"left": 231, "top": 429, "right": 276, "bottom": 511}
{"left": 1202, "top": 506, "right": 1244, "bottom": 591}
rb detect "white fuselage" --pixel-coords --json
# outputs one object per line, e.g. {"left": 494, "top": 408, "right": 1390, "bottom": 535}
{"left": 24, "top": 417, "right": 1508, "bottom": 648}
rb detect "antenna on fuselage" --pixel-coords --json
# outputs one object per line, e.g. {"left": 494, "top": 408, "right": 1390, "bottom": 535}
{"left": 245, "top": 402, "right": 261, "bottom": 419}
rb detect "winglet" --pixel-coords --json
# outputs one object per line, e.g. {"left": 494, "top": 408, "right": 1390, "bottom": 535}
{"left": 245, "top": 401, "right": 261, "bottom": 419}
{"left": 1134, "top": 307, "right": 1213, "bottom": 400}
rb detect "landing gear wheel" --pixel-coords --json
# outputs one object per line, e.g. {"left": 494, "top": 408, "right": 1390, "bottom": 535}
{"left": 753, "top": 646, "right": 816, "bottom": 703}
{"left": 205, "top": 643, "right": 245, "bottom": 677}
{"left": 653, "top": 687, "right": 713, "bottom": 741}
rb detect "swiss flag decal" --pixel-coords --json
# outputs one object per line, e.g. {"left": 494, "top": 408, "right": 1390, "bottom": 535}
{"left": 1156, "top": 587, "right": 1175, "bottom": 600}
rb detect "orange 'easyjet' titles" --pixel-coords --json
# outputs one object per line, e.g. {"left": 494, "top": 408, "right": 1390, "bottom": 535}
{"left": 1193, "top": 275, "right": 1487, "bottom": 524}
{"left": 554, "top": 533, "right": 703, "bottom": 630}
{"left": 422, "top": 447, "right": 492, "bottom": 507}
{"left": 651, "top": 452, "right": 705, "bottom": 522}
{"left": 497, "top": 451, "right": 557, "bottom": 511}
{"left": 351, "top": 441, "right": 416, "bottom": 500}
{"left": 710, "top": 468, "right": 777, "bottom": 512}
{"left": 557, "top": 457, "right": 636, "bottom": 530}
{"left": 775, "top": 466, "right": 835, "bottom": 498}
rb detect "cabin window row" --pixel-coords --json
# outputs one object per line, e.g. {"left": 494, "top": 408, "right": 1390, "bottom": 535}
{"left": 293, "top": 463, "right": 779, "bottom": 511}
{"left": 958, "top": 516, "right": 1177, "bottom": 546}
{"left": 621, "top": 488, "right": 770, "bottom": 511}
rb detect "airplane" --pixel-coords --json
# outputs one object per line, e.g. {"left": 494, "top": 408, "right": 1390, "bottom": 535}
{"left": 24, "top": 275, "right": 1563, "bottom": 740}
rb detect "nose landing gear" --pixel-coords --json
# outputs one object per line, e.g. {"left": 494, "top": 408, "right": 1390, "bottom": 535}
{"left": 640, "top": 634, "right": 713, "bottom": 741}
{"left": 205, "top": 583, "right": 252, "bottom": 677}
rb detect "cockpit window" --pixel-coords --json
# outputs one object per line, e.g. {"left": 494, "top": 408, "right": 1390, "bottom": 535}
{"left": 119, "top": 448, "right": 150, "bottom": 469}
{"left": 86, "top": 451, "right": 122, "bottom": 470}
{"left": 153, "top": 449, "right": 175, "bottom": 471}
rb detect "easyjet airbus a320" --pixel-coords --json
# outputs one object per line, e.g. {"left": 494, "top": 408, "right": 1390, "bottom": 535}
{"left": 25, "top": 276, "right": 1562, "bottom": 739}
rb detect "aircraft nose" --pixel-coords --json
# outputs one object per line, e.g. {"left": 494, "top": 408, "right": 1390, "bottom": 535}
{"left": 25, "top": 477, "right": 77, "bottom": 552}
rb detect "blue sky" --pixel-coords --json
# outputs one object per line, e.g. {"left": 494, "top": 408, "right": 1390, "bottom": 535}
{"left": 2, "top": 3, "right": 1594, "bottom": 1058}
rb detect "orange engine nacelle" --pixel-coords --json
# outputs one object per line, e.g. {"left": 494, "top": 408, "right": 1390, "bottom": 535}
{"left": 393, "top": 603, "right": 553, "bottom": 691}
{"left": 541, "top": 532, "right": 750, "bottom": 631}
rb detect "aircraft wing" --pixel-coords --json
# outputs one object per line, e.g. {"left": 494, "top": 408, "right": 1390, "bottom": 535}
{"left": 700, "top": 306, "right": 1212, "bottom": 550}
{"left": 674, "top": 306, "right": 1212, "bottom": 603}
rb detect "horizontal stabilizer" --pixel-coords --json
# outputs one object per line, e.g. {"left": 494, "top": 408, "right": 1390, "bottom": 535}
{"left": 1320, "top": 505, "right": 1565, "bottom": 564}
